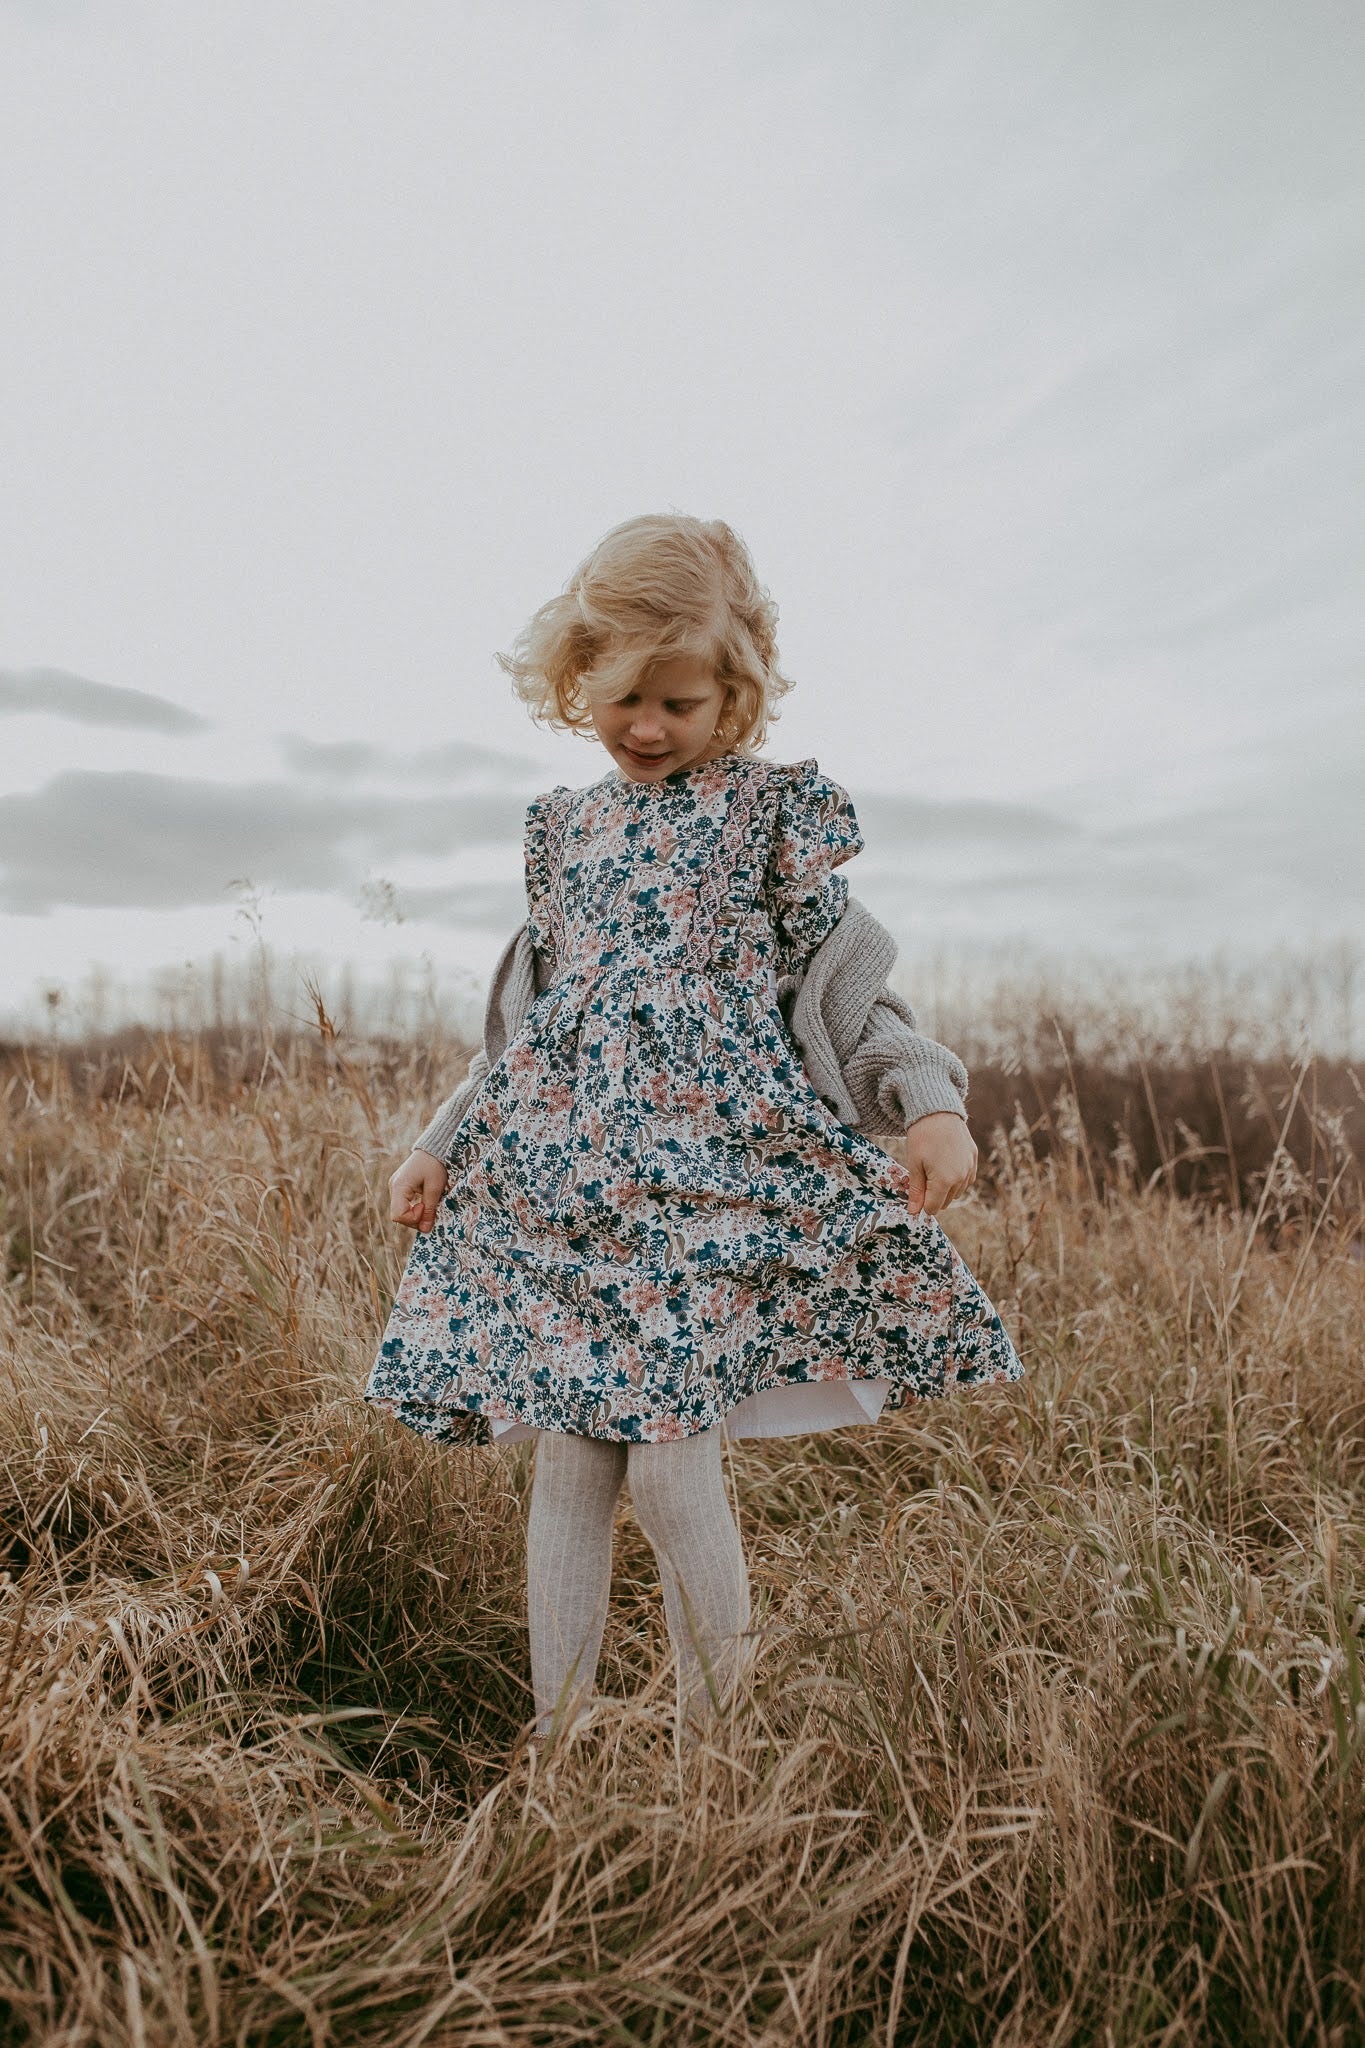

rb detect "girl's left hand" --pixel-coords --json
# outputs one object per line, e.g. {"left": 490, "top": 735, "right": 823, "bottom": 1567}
{"left": 903, "top": 1111, "right": 977, "bottom": 1217}
{"left": 390, "top": 1147, "right": 450, "bottom": 1233}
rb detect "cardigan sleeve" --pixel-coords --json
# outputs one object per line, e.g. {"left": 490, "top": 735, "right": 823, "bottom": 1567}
{"left": 762, "top": 761, "right": 864, "bottom": 978}
{"left": 413, "top": 1047, "right": 491, "bottom": 1162}
{"left": 841, "top": 988, "right": 969, "bottom": 1131}
{"left": 781, "top": 893, "right": 970, "bottom": 1133}
{"left": 411, "top": 922, "right": 541, "bottom": 1162}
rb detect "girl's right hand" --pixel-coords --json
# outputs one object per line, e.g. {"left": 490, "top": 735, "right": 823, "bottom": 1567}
{"left": 389, "top": 1148, "right": 449, "bottom": 1233}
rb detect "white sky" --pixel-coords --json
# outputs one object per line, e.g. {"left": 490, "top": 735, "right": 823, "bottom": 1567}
{"left": 1, "top": 0, "right": 1362, "bottom": 1034}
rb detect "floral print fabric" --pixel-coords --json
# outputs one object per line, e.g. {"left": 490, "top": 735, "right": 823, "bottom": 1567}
{"left": 364, "top": 754, "right": 1023, "bottom": 1445}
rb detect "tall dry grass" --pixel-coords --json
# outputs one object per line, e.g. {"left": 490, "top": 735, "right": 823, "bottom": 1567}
{"left": 1, "top": 998, "right": 1363, "bottom": 2045}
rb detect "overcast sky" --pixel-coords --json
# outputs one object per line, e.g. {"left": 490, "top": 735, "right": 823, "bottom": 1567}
{"left": 2, "top": 0, "right": 1361, "bottom": 1032}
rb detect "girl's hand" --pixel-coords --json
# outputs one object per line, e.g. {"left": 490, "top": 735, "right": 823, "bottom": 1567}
{"left": 389, "top": 1148, "right": 449, "bottom": 1233}
{"left": 903, "top": 1111, "right": 977, "bottom": 1217}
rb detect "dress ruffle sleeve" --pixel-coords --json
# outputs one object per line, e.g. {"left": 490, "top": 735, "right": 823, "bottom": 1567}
{"left": 763, "top": 760, "right": 865, "bottom": 977}
{"left": 523, "top": 787, "right": 568, "bottom": 977}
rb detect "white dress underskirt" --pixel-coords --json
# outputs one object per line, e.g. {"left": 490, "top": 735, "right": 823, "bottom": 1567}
{"left": 489, "top": 1375, "right": 894, "bottom": 1445}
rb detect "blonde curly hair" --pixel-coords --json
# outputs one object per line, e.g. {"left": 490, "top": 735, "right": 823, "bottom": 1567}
{"left": 496, "top": 514, "right": 794, "bottom": 754}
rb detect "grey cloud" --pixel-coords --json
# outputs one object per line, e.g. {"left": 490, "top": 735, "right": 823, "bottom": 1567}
{"left": 1122, "top": 800, "right": 1364, "bottom": 908}
{"left": 852, "top": 790, "right": 1078, "bottom": 853}
{"left": 278, "top": 732, "right": 544, "bottom": 785}
{"left": 394, "top": 880, "right": 532, "bottom": 932}
{"left": 857, "top": 721, "right": 1365, "bottom": 955}
{"left": 276, "top": 736, "right": 382, "bottom": 781}
{"left": 0, "top": 668, "right": 209, "bottom": 734}
{"left": 4, "top": 740, "right": 1351, "bottom": 961}
{"left": 858, "top": 848, "right": 1234, "bottom": 958}
{"left": 0, "top": 771, "right": 526, "bottom": 913}
{"left": 273, "top": 745, "right": 1074, "bottom": 846}
{"left": 0, "top": 763, "right": 1088, "bottom": 917}
{"left": 1094, "top": 725, "right": 1365, "bottom": 907}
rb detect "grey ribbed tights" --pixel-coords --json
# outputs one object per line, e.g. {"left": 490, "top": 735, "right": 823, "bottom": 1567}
{"left": 526, "top": 1425, "right": 752, "bottom": 1739}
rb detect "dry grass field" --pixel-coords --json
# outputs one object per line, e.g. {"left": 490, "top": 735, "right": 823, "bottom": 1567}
{"left": 1, "top": 991, "right": 1362, "bottom": 2046}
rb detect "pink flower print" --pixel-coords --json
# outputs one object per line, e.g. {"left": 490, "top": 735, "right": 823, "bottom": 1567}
{"left": 808, "top": 1352, "right": 850, "bottom": 1382}
{"left": 620, "top": 1344, "right": 648, "bottom": 1385}
{"left": 623, "top": 1279, "right": 665, "bottom": 1315}
{"left": 641, "top": 1070, "right": 672, "bottom": 1112}
{"left": 600, "top": 1037, "right": 629, "bottom": 1082}
{"left": 661, "top": 886, "right": 694, "bottom": 917}
{"left": 644, "top": 1413, "right": 689, "bottom": 1442}
{"left": 543, "top": 1081, "right": 574, "bottom": 1114}
{"left": 404, "top": 1278, "right": 453, "bottom": 1320}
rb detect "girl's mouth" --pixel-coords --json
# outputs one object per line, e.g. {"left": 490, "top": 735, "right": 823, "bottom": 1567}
{"left": 622, "top": 744, "right": 669, "bottom": 765}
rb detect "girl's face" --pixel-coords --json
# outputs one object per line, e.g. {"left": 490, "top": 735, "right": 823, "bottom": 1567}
{"left": 590, "top": 652, "right": 732, "bottom": 782}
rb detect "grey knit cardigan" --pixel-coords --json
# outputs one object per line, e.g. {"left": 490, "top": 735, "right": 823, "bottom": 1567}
{"left": 414, "top": 893, "right": 968, "bottom": 1162}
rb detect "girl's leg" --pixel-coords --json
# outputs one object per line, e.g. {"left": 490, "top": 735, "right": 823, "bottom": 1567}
{"left": 627, "top": 1427, "right": 753, "bottom": 1734}
{"left": 526, "top": 1429, "right": 629, "bottom": 1739}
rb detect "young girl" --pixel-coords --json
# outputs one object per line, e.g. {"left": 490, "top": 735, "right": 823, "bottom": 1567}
{"left": 364, "top": 514, "right": 1023, "bottom": 1752}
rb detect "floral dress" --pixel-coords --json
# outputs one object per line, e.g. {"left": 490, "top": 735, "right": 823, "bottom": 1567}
{"left": 364, "top": 753, "right": 1023, "bottom": 1446}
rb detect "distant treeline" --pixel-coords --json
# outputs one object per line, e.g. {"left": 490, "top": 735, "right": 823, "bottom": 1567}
{"left": 4, "top": 1001, "right": 1359, "bottom": 1233}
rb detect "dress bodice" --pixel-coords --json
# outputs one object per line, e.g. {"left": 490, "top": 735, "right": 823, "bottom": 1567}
{"left": 524, "top": 753, "right": 862, "bottom": 990}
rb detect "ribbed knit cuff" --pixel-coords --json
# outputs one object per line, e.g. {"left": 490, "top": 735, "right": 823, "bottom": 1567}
{"left": 874, "top": 1042, "right": 969, "bottom": 1129}
{"left": 413, "top": 1048, "right": 489, "bottom": 1161}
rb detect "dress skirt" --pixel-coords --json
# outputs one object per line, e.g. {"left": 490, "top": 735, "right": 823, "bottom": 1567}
{"left": 364, "top": 753, "right": 1024, "bottom": 1446}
